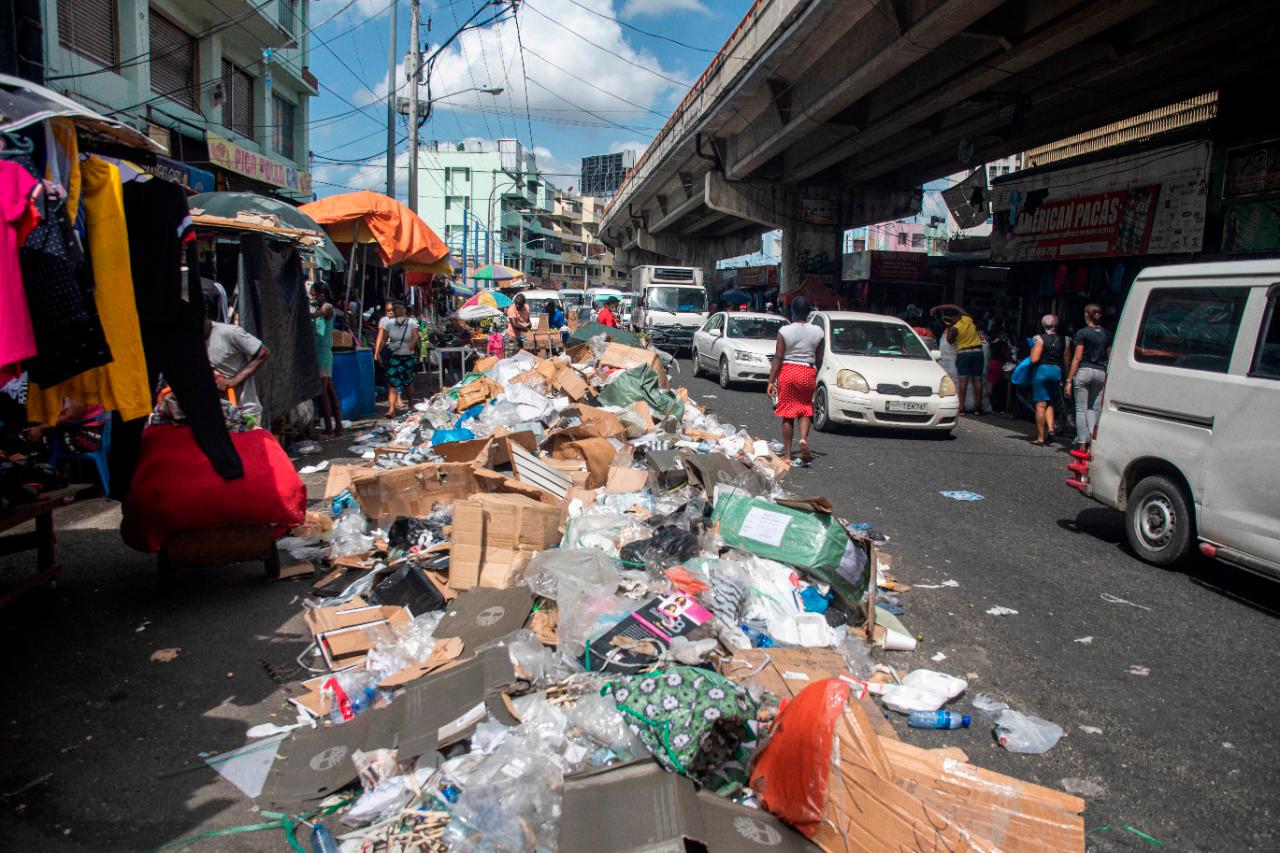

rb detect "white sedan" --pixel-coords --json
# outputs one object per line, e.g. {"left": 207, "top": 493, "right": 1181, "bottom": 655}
{"left": 810, "top": 311, "right": 959, "bottom": 432}
{"left": 690, "top": 312, "right": 788, "bottom": 388}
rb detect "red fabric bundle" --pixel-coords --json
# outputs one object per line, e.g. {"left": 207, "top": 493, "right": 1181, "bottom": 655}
{"left": 122, "top": 425, "right": 306, "bottom": 552}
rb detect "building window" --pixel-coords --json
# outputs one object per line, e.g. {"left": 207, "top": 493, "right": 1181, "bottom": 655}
{"left": 58, "top": 0, "right": 118, "bottom": 68}
{"left": 445, "top": 167, "right": 471, "bottom": 184}
{"left": 222, "top": 60, "right": 255, "bottom": 140}
{"left": 272, "top": 94, "right": 296, "bottom": 160}
{"left": 277, "top": 0, "right": 297, "bottom": 33}
{"left": 911, "top": 233, "right": 925, "bottom": 249}
{"left": 1134, "top": 287, "right": 1249, "bottom": 373}
{"left": 896, "top": 231, "right": 908, "bottom": 246}
{"left": 445, "top": 195, "right": 467, "bottom": 211}
{"left": 149, "top": 10, "right": 196, "bottom": 110}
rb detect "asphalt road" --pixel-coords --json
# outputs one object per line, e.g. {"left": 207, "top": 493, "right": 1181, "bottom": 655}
{"left": 684, "top": 368, "right": 1280, "bottom": 852}
{"left": 1, "top": 375, "right": 1277, "bottom": 851}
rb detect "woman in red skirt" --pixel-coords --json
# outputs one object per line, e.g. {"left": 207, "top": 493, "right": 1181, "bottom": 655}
{"left": 767, "top": 296, "right": 824, "bottom": 467}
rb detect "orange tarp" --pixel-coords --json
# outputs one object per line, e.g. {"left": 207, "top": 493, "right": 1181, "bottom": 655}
{"left": 300, "top": 191, "right": 451, "bottom": 273}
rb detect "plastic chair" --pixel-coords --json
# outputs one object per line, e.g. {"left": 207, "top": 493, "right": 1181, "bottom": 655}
{"left": 48, "top": 415, "right": 112, "bottom": 498}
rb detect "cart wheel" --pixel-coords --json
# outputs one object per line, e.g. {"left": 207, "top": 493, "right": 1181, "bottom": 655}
{"left": 264, "top": 547, "right": 281, "bottom": 580}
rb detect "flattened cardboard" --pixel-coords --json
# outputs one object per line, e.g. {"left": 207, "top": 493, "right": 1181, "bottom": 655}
{"left": 472, "top": 355, "right": 498, "bottom": 373}
{"left": 559, "top": 760, "right": 815, "bottom": 853}
{"left": 553, "top": 365, "right": 590, "bottom": 401}
{"left": 683, "top": 451, "right": 760, "bottom": 498}
{"left": 434, "top": 436, "right": 495, "bottom": 465}
{"left": 720, "top": 647, "right": 858, "bottom": 700}
{"left": 449, "top": 493, "right": 560, "bottom": 590}
{"left": 455, "top": 377, "right": 504, "bottom": 410}
{"left": 303, "top": 601, "right": 401, "bottom": 637}
{"left": 436, "top": 586, "right": 534, "bottom": 648}
{"left": 378, "top": 636, "right": 465, "bottom": 688}
{"left": 261, "top": 647, "right": 515, "bottom": 808}
{"left": 605, "top": 465, "right": 649, "bottom": 494}
{"left": 552, "top": 438, "right": 617, "bottom": 489}
{"left": 598, "top": 343, "right": 670, "bottom": 388}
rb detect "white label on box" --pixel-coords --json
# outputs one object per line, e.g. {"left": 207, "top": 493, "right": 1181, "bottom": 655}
{"left": 738, "top": 507, "right": 791, "bottom": 547}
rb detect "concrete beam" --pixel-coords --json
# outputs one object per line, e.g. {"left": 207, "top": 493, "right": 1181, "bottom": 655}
{"left": 632, "top": 227, "right": 763, "bottom": 270}
{"left": 703, "top": 172, "right": 793, "bottom": 229}
{"left": 794, "top": 0, "right": 1155, "bottom": 183}
{"left": 725, "top": 0, "right": 1002, "bottom": 181}
{"left": 649, "top": 186, "right": 707, "bottom": 234}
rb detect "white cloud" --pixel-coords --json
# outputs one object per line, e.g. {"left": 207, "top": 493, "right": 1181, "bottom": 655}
{"left": 533, "top": 145, "right": 581, "bottom": 187}
{"left": 621, "top": 0, "right": 709, "bottom": 16}
{"left": 313, "top": 0, "right": 392, "bottom": 20}
{"left": 607, "top": 140, "right": 646, "bottom": 155}
{"left": 420, "top": 0, "right": 683, "bottom": 136}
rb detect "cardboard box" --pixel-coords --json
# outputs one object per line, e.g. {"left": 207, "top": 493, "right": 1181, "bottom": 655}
{"left": 720, "top": 647, "right": 863, "bottom": 700}
{"left": 472, "top": 355, "right": 498, "bottom": 373}
{"left": 455, "top": 377, "right": 504, "bottom": 410}
{"left": 583, "top": 592, "right": 712, "bottom": 673}
{"left": 508, "top": 444, "right": 574, "bottom": 499}
{"left": 553, "top": 365, "right": 590, "bottom": 401}
{"left": 551, "top": 437, "right": 617, "bottom": 489}
{"left": 683, "top": 451, "right": 760, "bottom": 497}
{"left": 435, "top": 586, "right": 535, "bottom": 647}
{"left": 597, "top": 342, "right": 670, "bottom": 388}
{"left": 331, "top": 329, "right": 355, "bottom": 350}
{"left": 642, "top": 447, "right": 689, "bottom": 490}
{"left": 349, "top": 463, "right": 482, "bottom": 522}
{"left": 449, "top": 493, "right": 561, "bottom": 590}
{"left": 559, "top": 760, "right": 815, "bottom": 853}
{"left": 605, "top": 465, "right": 649, "bottom": 494}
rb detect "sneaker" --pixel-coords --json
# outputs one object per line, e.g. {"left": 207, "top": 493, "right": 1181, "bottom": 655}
{"left": 791, "top": 456, "right": 811, "bottom": 468}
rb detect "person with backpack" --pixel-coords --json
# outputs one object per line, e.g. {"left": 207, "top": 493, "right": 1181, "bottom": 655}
{"left": 1028, "top": 314, "right": 1067, "bottom": 445}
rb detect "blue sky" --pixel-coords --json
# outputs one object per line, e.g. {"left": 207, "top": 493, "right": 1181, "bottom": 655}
{"left": 308, "top": 0, "right": 756, "bottom": 201}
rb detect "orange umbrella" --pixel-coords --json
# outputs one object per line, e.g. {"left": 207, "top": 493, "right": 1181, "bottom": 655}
{"left": 300, "top": 191, "right": 452, "bottom": 274}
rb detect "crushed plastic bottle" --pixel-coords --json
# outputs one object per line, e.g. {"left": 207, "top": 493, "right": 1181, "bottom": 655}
{"left": 908, "top": 710, "right": 971, "bottom": 729}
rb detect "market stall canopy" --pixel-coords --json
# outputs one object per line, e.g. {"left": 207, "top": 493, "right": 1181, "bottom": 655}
{"left": 191, "top": 192, "right": 345, "bottom": 271}
{"left": 299, "top": 191, "right": 451, "bottom": 274}
{"left": 463, "top": 291, "right": 514, "bottom": 309}
{"left": 779, "top": 278, "right": 844, "bottom": 310}
{"left": 457, "top": 304, "right": 504, "bottom": 322}
{"left": 0, "top": 73, "right": 165, "bottom": 153}
{"left": 471, "top": 263, "right": 524, "bottom": 283}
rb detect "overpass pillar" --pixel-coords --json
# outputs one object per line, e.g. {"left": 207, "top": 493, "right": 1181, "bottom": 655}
{"left": 780, "top": 198, "right": 841, "bottom": 303}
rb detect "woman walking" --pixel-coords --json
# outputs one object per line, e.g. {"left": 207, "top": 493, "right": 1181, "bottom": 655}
{"left": 374, "top": 301, "right": 420, "bottom": 418}
{"left": 1028, "top": 314, "right": 1066, "bottom": 445}
{"left": 311, "top": 284, "right": 343, "bottom": 436}
{"left": 1065, "top": 303, "right": 1110, "bottom": 450}
{"left": 767, "top": 296, "right": 823, "bottom": 467}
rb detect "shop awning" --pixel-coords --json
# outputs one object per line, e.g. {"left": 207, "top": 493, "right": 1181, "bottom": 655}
{"left": 191, "top": 192, "right": 345, "bottom": 271}
{"left": 300, "top": 191, "right": 452, "bottom": 274}
{"left": 0, "top": 73, "right": 165, "bottom": 153}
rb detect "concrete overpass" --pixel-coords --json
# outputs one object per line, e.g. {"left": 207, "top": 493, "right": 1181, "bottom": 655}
{"left": 598, "top": 0, "right": 1277, "bottom": 289}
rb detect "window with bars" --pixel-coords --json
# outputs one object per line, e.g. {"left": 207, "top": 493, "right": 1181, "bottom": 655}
{"left": 272, "top": 94, "right": 296, "bottom": 160}
{"left": 277, "top": 0, "right": 297, "bottom": 33}
{"left": 222, "top": 59, "right": 255, "bottom": 140}
{"left": 58, "top": 0, "right": 118, "bottom": 68}
{"left": 149, "top": 10, "right": 196, "bottom": 109}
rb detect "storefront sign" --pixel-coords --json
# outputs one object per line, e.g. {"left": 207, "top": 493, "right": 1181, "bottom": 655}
{"left": 1222, "top": 199, "right": 1280, "bottom": 252}
{"left": 734, "top": 265, "right": 778, "bottom": 287}
{"left": 142, "top": 156, "right": 214, "bottom": 193}
{"left": 207, "top": 131, "right": 311, "bottom": 195}
{"left": 841, "top": 250, "right": 928, "bottom": 282}
{"left": 990, "top": 141, "right": 1209, "bottom": 262}
{"left": 1223, "top": 139, "right": 1280, "bottom": 199}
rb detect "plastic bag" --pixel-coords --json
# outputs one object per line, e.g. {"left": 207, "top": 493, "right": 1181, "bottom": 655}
{"left": 503, "top": 382, "right": 554, "bottom": 421}
{"left": 556, "top": 591, "right": 636, "bottom": 659}
{"left": 329, "top": 511, "right": 374, "bottom": 557}
{"left": 524, "top": 548, "right": 620, "bottom": 601}
{"left": 566, "top": 692, "right": 645, "bottom": 759}
{"left": 618, "top": 524, "right": 700, "bottom": 573}
{"left": 994, "top": 709, "right": 1064, "bottom": 753}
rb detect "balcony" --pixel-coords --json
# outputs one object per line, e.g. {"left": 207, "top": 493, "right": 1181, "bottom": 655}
{"left": 186, "top": 0, "right": 293, "bottom": 48}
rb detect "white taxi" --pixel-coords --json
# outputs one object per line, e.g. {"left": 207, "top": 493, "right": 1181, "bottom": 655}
{"left": 810, "top": 311, "right": 959, "bottom": 432}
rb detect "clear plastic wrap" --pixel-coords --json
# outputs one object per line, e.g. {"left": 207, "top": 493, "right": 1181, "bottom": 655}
{"left": 994, "top": 710, "right": 1064, "bottom": 753}
{"left": 565, "top": 692, "right": 645, "bottom": 759}
{"left": 329, "top": 511, "right": 374, "bottom": 557}
{"left": 556, "top": 591, "right": 636, "bottom": 659}
{"left": 523, "top": 548, "right": 620, "bottom": 602}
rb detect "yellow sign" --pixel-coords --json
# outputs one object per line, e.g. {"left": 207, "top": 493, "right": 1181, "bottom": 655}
{"left": 207, "top": 131, "right": 311, "bottom": 195}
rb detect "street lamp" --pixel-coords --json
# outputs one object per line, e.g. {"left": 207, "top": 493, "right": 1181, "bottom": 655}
{"left": 396, "top": 86, "right": 503, "bottom": 116}
{"left": 407, "top": 85, "right": 504, "bottom": 212}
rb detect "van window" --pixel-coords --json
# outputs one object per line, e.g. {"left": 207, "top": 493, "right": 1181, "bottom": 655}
{"left": 1133, "top": 287, "right": 1249, "bottom": 373}
{"left": 1250, "top": 284, "right": 1280, "bottom": 380}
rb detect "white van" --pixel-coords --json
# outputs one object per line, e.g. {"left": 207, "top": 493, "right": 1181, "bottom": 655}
{"left": 1067, "top": 260, "right": 1280, "bottom": 577}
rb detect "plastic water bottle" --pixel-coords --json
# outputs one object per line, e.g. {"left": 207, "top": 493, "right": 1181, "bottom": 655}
{"left": 908, "top": 710, "right": 971, "bottom": 729}
{"left": 309, "top": 823, "right": 339, "bottom": 853}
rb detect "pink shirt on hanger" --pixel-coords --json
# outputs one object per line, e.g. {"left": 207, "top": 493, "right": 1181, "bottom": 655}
{"left": 0, "top": 161, "right": 40, "bottom": 368}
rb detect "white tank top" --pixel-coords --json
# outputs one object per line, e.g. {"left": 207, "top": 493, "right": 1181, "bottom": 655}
{"left": 779, "top": 322, "right": 823, "bottom": 366}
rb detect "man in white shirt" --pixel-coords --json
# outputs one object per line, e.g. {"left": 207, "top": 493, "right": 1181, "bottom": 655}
{"left": 204, "top": 319, "right": 270, "bottom": 410}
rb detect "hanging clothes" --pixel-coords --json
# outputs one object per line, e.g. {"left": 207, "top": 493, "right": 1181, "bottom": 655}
{"left": 18, "top": 162, "right": 113, "bottom": 388}
{"left": 119, "top": 176, "right": 243, "bottom": 481}
{"left": 46, "top": 118, "right": 81, "bottom": 223}
{"left": 27, "top": 156, "right": 151, "bottom": 425}
{"left": 0, "top": 160, "right": 41, "bottom": 369}
{"left": 238, "top": 233, "right": 321, "bottom": 422}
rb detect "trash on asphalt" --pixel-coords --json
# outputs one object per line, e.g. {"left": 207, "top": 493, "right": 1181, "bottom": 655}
{"left": 939, "top": 490, "right": 985, "bottom": 501}
{"left": 986, "top": 605, "right": 1019, "bottom": 616}
{"left": 218, "top": 337, "right": 1085, "bottom": 850}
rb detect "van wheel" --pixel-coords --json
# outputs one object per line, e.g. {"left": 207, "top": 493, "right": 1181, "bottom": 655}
{"left": 718, "top": 358, "right": 732, "bottom": 389}
{"left": 1126, "top": 475, "right": 1193, "bottom": 567}
{"left": 813, "top": 386, "right": 831, "bottom": 432}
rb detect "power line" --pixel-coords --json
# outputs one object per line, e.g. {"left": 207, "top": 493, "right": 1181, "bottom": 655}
{"left": 521, "top": 43, "right": 668, "bottom": 119}
{"left": 512, "top": 7, "right": 537, "bottom": 150}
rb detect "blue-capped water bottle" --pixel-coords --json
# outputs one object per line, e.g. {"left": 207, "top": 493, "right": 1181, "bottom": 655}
{"left": 908, "top": 710, "right": 971, "bottom": 729}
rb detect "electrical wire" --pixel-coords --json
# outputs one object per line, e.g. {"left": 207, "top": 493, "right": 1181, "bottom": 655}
{"left": 512, "top": 8, "right": 538, "bottom": 150}
{"left": 520, "top": 43, "right": 669, "bottom": 119}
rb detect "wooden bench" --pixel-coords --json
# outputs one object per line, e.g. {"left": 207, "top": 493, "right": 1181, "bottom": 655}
{"left": 0, "top": 486, "right": 90, "bottom": 608}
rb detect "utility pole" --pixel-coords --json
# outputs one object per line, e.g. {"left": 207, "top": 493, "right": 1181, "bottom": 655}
{"left": 462, "top": 196, "right": 469, "bottom": 289}
{"left": 385, "top": 0, "right": 397, "bottom": 198}
{"left": 406, "top": 0, "right": 421, "bottom": 213}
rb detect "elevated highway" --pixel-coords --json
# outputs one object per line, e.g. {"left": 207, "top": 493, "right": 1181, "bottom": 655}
{"left": 598, "top": 0, "right": 1277, "bottom": 289}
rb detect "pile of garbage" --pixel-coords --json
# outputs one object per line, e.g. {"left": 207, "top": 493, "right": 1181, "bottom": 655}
{"left": 212, "top": 335, "right": 1086, "bottom": 852}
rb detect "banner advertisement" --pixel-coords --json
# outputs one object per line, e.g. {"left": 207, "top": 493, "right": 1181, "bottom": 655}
{"left": 990, "top": 141, "right": 1209, "bottom": 262}
{"left": 1223, "top": 139, "right": 1280, "bottom": 199}
{"left": 841, "top": 250, "right": 928, "bottom": 282}
{"left": 207, "top": 132, "right": 312, "bottom": 195}
{"left": 734, "top": 265, "right": 779, "bottom": 287}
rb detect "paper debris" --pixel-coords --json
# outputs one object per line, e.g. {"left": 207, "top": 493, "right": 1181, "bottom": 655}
{"left": 1060, "top": 777, "right": 1106, "bottom": 797}
{"left": 915, "top": 579, "right": 960, "bottom": 589}
{"left": 986, "top": 606, "right": 1018, "bottom": 616}
{"left": 1073, "top": 636, "right": 1094, "bottom": 644}
{"left": 930, "top": 652, "right": 947, "bottom": 662}
{"left": 1127, "top": 664, "right": 1151, "bottom": 676}
{"left": 1078, "top": 725, "right": 1103, "bottom": 734}
{"left": 940, "top": 490, "right": 985, "bottom": 501}
{"left": 1100, "top": 592, "right": 1152, "bottom": 611}
{"left": 150, "top": 648, "right": 180, "bottom": 663}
